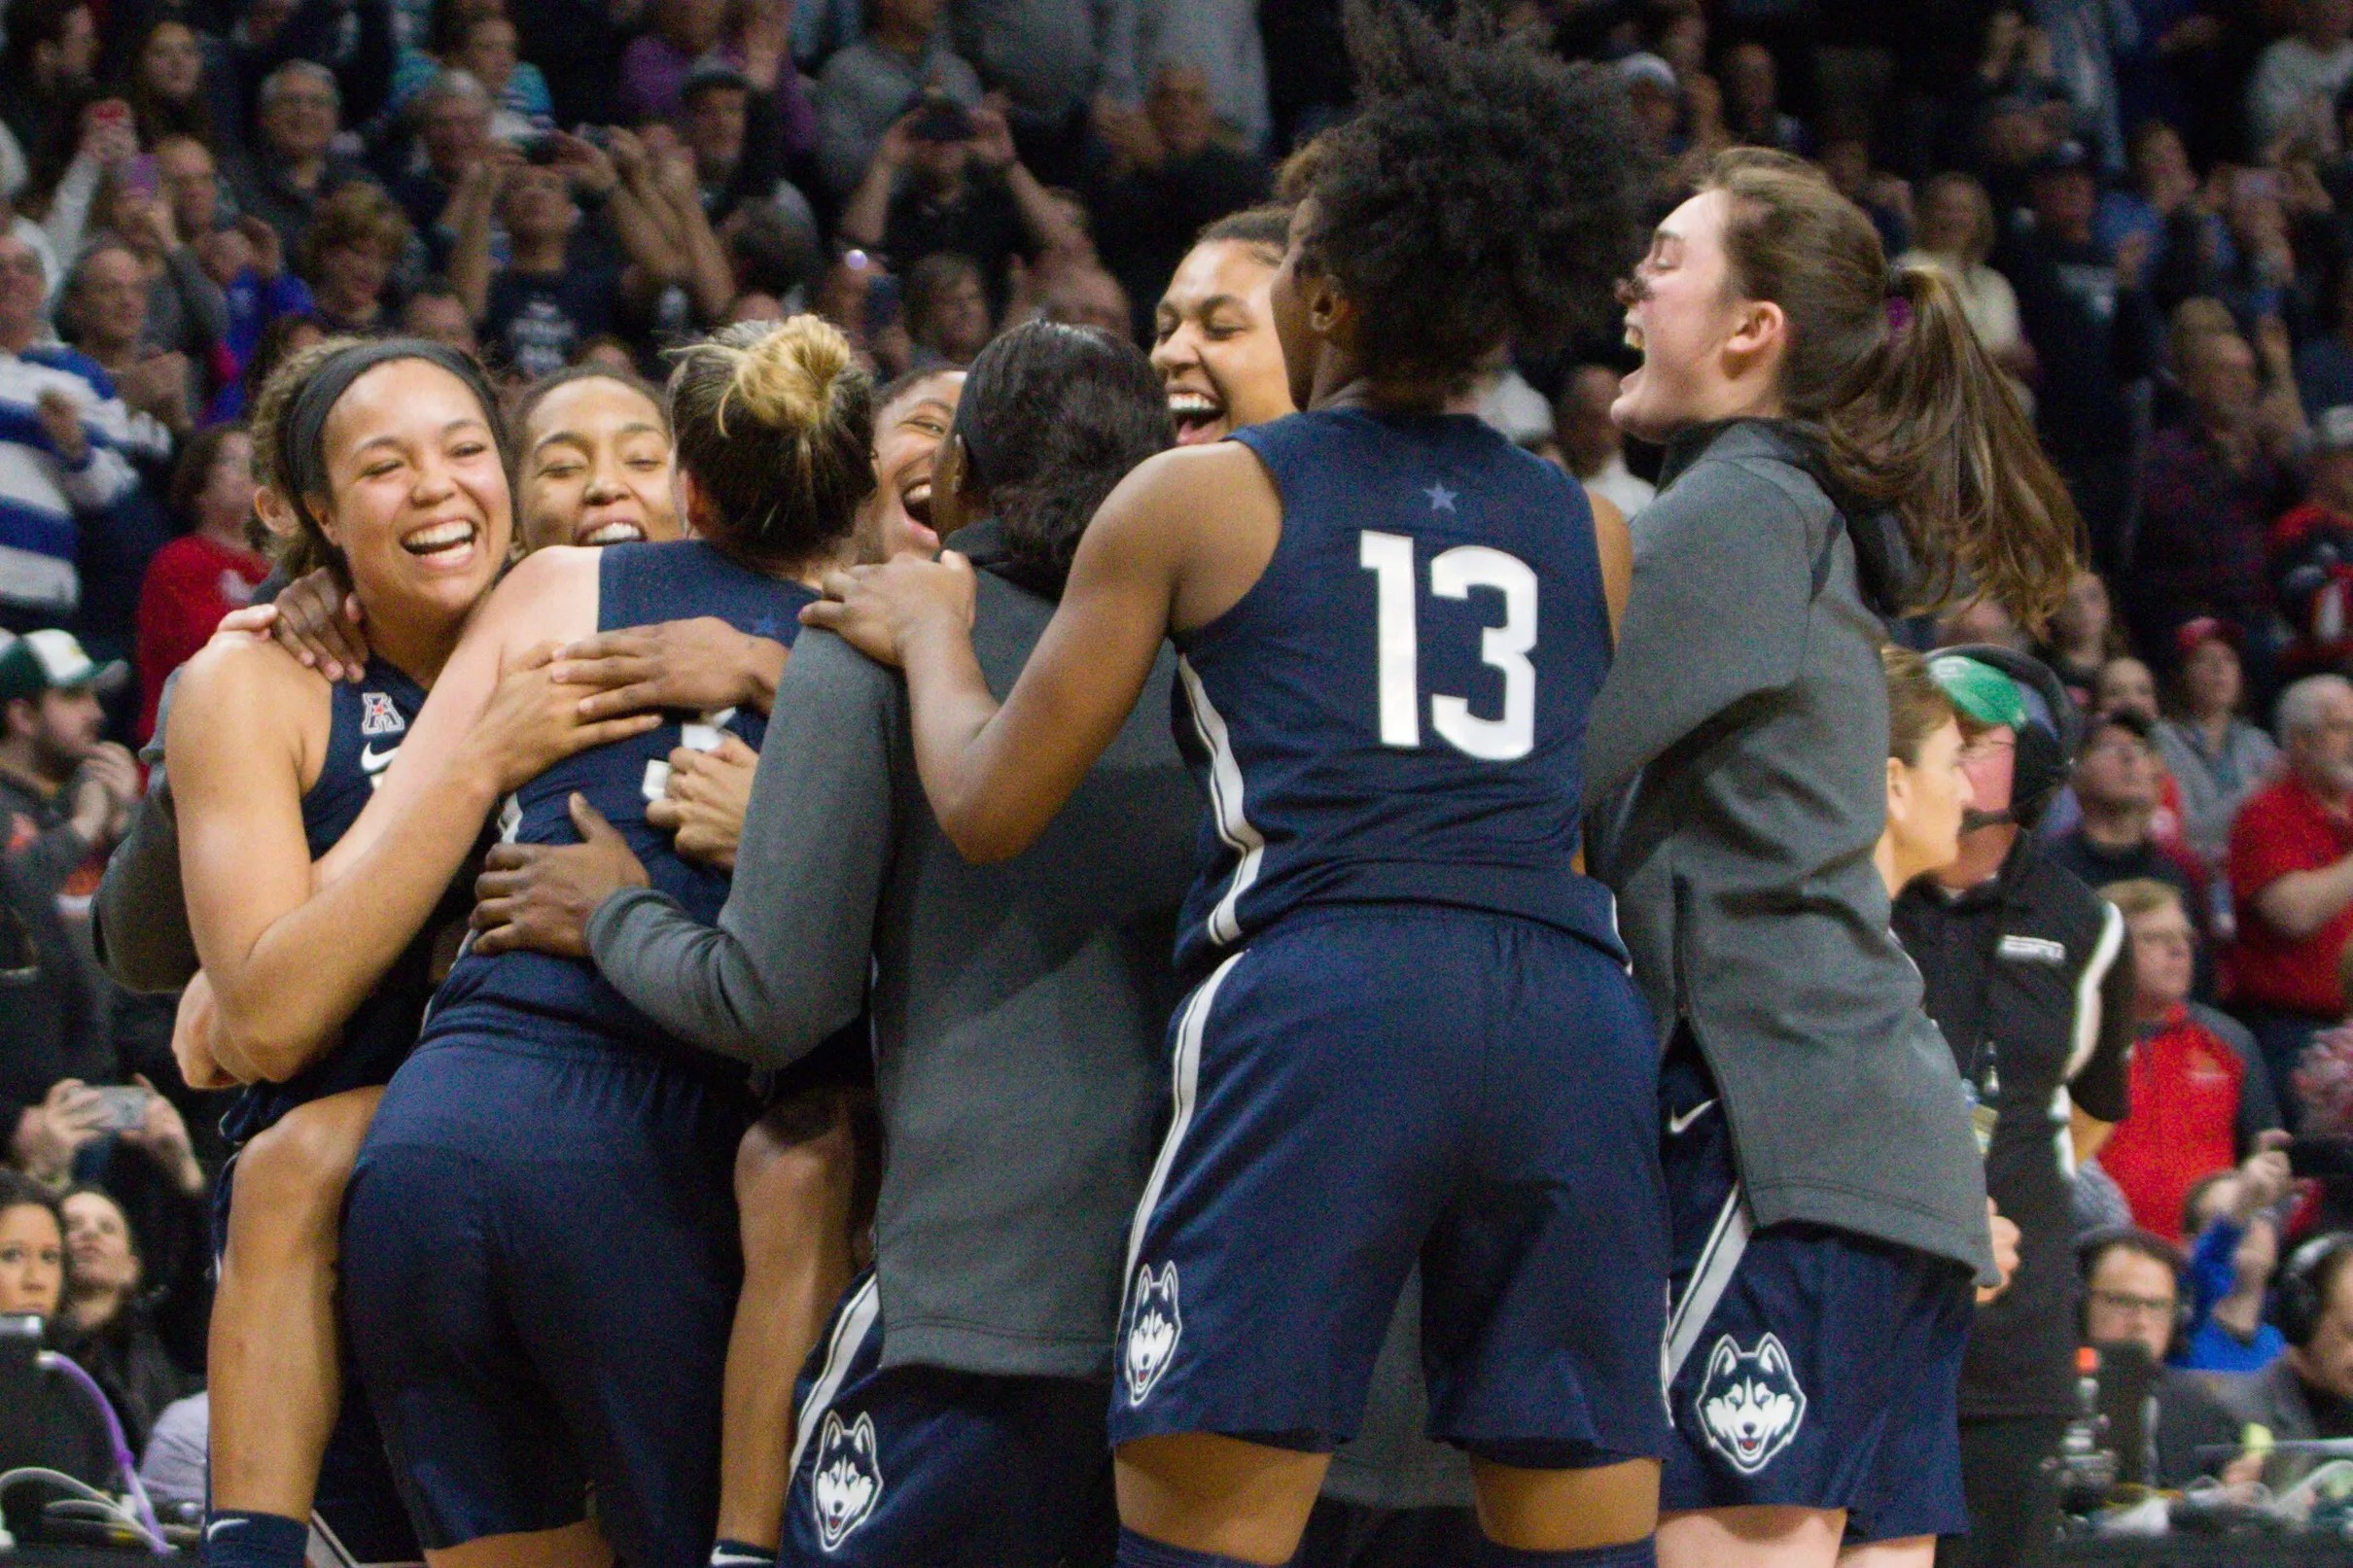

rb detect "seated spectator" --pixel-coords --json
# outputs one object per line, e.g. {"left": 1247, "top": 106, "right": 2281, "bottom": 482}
{"left": 390, "top": 70, "right": 495, "bottom": 241}
{"left": 63, "top": 244, "right": 196, "bottom": 443}
{"left": 1719, "top": 40, "right": 1808, "bottom": 154}
{"left": 1901, "top": 171, "right": 2033, "bottom": 388}
{"left": 838, "top": 94, "right": 1088, "bottom": 321}
{"left": 0, "top": 232, "right": 173, "bottom": 634}
{"left": 0, "top": 1171, "right": 112, "bottom": 1492}
{"left": 389, "top": 0, "right": 554, "bottom": 140}
{"left": 2046, "top": 709, "right": 2205, "bottom": 914}
{"left": 813, "top": 0, "right": 983, "bottom": 198}
{"left": 903, "top": 250, "right": 994, "bottom": 367}
{"left": 1553, "top": 365, "right": 1653, "bottom": 519}
{"left": 2249, "top": 0, "right": 2353, "bottom": 152}
{"left": 401, "top": 282, "right": 478, "bottom": 353}
{"left": 0, "top": 0, "right": 98, "bottom": 186}
{"left": 616, "top": 0, "right": 812, "bottom": 156}
{"left": 123, "top": 19, "right": 222, "bottom": 152}
{"left": 2099, "top": 879, "right": 2281, "bottom": 1242}
{"left": 196, "top": 218, "right": 313, "bottom": 425}
{"left": 56, "top": 1184, "right": 194, "bottom": 1452}
{"left": 2180, "top": 1160, "right": 2291, "bottom": 1374}
{"left": 2158, "top": 617, "right": 2282, "bottom": 880}
{"left": 2036, "top": 570, "right": 2125, "bottom": 710}
{"left": 228, "top": 62, "right": 382, "bottom": 260}
{"left": 133, "top": 427, "right": 263, "bottom": 742}
{"left": 138, "top": 1390, "right": 206, "bottom": 1507}
{"left": 1084, "top": 60, "right": 1270, "bottom": 344}
{"left": 0, "top": 632, "right": 138, "bottom": 1119}
{"left": 681, "top": 60, "right": 819, "bottom": 235}
{"left": 2271, "top": 403, "right": 2353, "bottom": 680}
{"left": 298, "top": 183, "right": 410, "bottom": 334}
{"left": 1136, "top": 0, "right": 1268, "bottom": 155}
{"left": 2231, "top": 674, "right": 2353, "bottom": 1123}
{"left": 2079, "top": 1229, "right": 2243, "bottom": 1484}
{"left": 2130, "top": 325, "right": 2300, "bottom": 673}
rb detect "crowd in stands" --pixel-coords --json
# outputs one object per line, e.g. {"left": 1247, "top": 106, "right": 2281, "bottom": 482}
{"left": 23, "top": 0, "right": 2353, "bottom": 1518}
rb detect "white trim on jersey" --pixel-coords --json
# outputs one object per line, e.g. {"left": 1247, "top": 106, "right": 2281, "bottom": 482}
{"left": 788, "top": 1274, "right": 881, "bottom": 1481}
{"left": 1176, "top": 656, "right": 1264, "bottom": 948}
{"left": 2063, "top": 899, "right": 2126, "bottom": 1086}
{"left": 1662, "top": 1182, "right": 1752, "bottom": 1391}
{"left": 1119, "top": 953, "right": 1245, "bottom": 1299}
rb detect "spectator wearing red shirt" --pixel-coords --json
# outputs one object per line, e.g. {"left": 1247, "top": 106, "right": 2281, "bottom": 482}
{"left": 131, "top": 426, "right": 263, "bottom": 742}
{"left": 2097, "top": 878, "right": 2281, "bottom": 1243}
{"left": 2230, "top": 673, "right": 2353, "bottom": 1126}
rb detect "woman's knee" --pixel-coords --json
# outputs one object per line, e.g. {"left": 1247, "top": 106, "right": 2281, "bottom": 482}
{"left": 230, "top": 1090, "right": 381, "bottom": 1248}
{"left": 1472, "top": 1456, "right": 1660, "bottom": 1553}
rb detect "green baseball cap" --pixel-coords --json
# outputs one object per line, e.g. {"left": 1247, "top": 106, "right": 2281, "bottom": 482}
{"left": 0, "top": 629, "right": 128, "bottom": 707}
{"left": 1925, "top": 653, "right": 2028, "bottom": 731}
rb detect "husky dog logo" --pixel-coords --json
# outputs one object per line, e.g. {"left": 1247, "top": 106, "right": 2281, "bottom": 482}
{"left": 359, "top": 692, "right": 405, "bottom": 737}
{"left": 1697, "top": 1333, "right": 1808, "bottom": 1476}
{"left": 809, "top": 1410, "right": 882, "bottom": 1551}
{"left": 1123, "top": 1262, "right": 1182, "bottom": 1407}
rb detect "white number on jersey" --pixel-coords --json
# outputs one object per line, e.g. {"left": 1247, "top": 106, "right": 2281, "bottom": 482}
{"left": 1358, "top": 530, "right": 1538, "bottom": 761}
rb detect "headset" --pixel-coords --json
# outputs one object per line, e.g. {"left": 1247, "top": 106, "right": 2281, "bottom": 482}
{"left": 2274, "top": 1232, "right": 2353, "bottom": 1349}
{"left": 1938, "top": 643, "right": 2082, "bottom": 834}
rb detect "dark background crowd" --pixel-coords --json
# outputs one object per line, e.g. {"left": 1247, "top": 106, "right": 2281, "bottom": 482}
{"left": 21, "top": 0, "right": 2353, "bottom": 1546}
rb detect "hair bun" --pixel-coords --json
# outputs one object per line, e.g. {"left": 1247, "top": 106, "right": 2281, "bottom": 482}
{"left": 720, "top": 315, "right": 855, "bottom": 434}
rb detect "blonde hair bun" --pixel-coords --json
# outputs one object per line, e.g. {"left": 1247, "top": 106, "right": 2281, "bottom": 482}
{"left": 712, "top": 315, "right": 856, "bottom": 435}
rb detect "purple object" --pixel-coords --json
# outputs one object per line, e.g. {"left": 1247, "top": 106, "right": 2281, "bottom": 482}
{"left": 36, "top": 1349, "right": 171, "bottom": 1552}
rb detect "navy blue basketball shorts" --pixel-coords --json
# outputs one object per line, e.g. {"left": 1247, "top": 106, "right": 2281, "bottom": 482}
{"left": 340, "top": 1033, "right": 752, "bottom": 1568}
{"left": 1658, "top": 1032, "right": 1974, "bottom": 1544}
{"left": 214, "top": 1143, "right": 422, "bottom": 1568}
{"left": 1107, "top": 904, "right": 1668, "bottom": 1467}
{"left": 780, "top": 1273, "right": 1118, "bottom": 1566}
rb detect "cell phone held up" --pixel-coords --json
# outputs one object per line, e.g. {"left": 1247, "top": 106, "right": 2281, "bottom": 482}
{"left": 91, "top": 1084, "right": 153, "bottom": 1132}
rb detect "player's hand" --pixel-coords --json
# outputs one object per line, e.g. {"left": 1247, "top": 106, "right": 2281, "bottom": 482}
{"left": 561, "top": 619, "right": 789, "bottom": 720}
{"left": 802, "top": 550, "right": 977, "bottom": 667}
{"left": 170, "top": 974, "right": 238, "bottom": 1091}
{"left": 263, "top": 568, "right": 372, "bottom": 681}
{"left": 471, "top": 793, "right": 649, "bottom": 958}
{"left": 461, "top": 644, "right": 662, "bottom": 794}
{"left": 646, "top": 732, "right": 755, "bottom": 869}
{"left": 1978, "top": 1199, "right": 2021, "bottom": 1305}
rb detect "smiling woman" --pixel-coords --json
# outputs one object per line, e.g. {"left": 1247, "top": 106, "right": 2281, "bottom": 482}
{"left": 1150, "top": 205, "right": 1294, "bottom": 448}
{"left": 512, "top": 366, "right": 682, "bottom": 552}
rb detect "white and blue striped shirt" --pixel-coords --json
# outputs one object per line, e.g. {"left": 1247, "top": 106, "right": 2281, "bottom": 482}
{"left": 0, "top": 346, "right": 171, "bottom": 618}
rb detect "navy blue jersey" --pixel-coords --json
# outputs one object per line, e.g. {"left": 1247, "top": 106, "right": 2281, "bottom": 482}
{"left": 222, "top": 659, "right": 439, "bottom": 1144}
{"left": 421, "top": 540, "right": 809, "bottom": 1061}
{"left": 1171, "top": 409, "right": 1622, "bottom": 980}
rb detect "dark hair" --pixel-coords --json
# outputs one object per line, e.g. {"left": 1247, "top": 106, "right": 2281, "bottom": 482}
{"left": 1274, "top": 0, "right": 1648, "bottom": 393}
{"left": 513, "top": 365, "right": 668, "bottom": 446}
{"left": 1699, "top": 148, "right": 2080, "bottom": 631}
{"left": 1194, "top": 204, "right": 1291, "bottom": 262}
{"left": 0, "top": 1168, "right": 71, "bottom": 1311}
{"left": 167, "top": 422, "right": 246, "bottom": 521}
{"left": 299, "top": 185, "right": 411, "bottom": 285}
{"left": 872, "top": 366, "right": 963, "bottom": 415}
{"left": 272, "top": 338, "right": 509, "bottom": 587}
{"left": 426, "top": 0, "right": 493, "bottom": 60}
{"left": 126, "top": 17, "right": 215, "bottom": 145}
{"left": 666, "top": 316, "right": 874, "bottom": 573}
{"left": 242, "top": 311, "right": 329, "bottom": 408}
{"left": 3, "top": 0, "right": 87, "bottom": 80}
{"left": 904, "top": 253, "right": 984, "bottom": 340}
{"left": 954, "top": 321, "right": 1170, "bottom": 589}
{"left": 2080, "top": 1227, "right": 2184, "bottom": 1286}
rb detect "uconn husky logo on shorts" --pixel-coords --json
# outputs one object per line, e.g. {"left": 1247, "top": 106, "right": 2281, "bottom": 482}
{"left": 1698, "top": 1333, "right": 1808, "bottom": 1475}
{"left": 1123, "top": 1262, "right": 1182, "bottom": 1407}
{"left": 809, "top": 1410, "right": 882, "bottom": 1551}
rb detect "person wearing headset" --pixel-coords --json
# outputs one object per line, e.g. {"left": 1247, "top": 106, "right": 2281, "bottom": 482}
{"left": 1890, "top": 647, "right": 2138, "bottom": 1568}
{"left": 2076, "top": 1229, "right": 2243, "bottom": 1487}
{"left": 2218, "top": 1232, "right": 2353, "bottom": 1482}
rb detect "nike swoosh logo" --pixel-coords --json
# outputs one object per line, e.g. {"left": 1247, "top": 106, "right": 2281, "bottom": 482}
{"left": 360, "top": 742, "right": 399, "bottom": 772}
{"left": 1668, "top": 1100, "right": 1716, "bottom": 1136}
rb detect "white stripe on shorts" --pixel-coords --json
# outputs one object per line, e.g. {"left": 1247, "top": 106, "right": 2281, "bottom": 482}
{"left": 1119, "top": 953, "right": 1245, "bottom": 1309}
{"left": 303, "top": 1508, "right": 421, "bottom": 1568}
{"left": 1661, "top": 1182, "right": 1752, "bottom": 1391}
{"left": 787, "top": 1273, "right": 881, "bottom": 1481}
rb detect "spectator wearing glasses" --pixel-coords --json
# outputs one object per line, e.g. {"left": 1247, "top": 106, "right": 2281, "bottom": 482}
{"left": 228, "top": 62, "right": 382, "bottom": 260}
{"left": 2077, "top": 1230, "right": 2244, "bottom": 1485}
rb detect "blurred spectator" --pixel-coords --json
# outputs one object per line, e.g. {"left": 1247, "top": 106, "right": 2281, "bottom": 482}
{"left": 0, "top": 231, "right": 172, "bottom": 634}
{"left": 401, "top": 281, "right": 478, "bottom": 352}
{"left": 139, "top": 1390, "right": 206, "bottom": 1506}
{"left": 2036, "top": 569, "right": 2125, "bottom": 707}
{"left": 0, "top": 1171, "right": 113, "bottom": 1488}
{"left": 1553, "top": 365, "right": 1654, "bottom": 519}
{"left": 2272, "top": 403, "right": 2353, "bottom": 679}
{"left": 63, "top": 244, "right": 196, "bottom": 442}
{"left": 94, "top": 151, "right": 231, "bottom": 379}
{"left": 298, "top": 183, "right": 410, "bottom": 333}
{"left": 1036, "top": 261, "right": 1128, "bottom": 336}
{"left": 681, "top": 60, "right": 819, "bottom": 234}
{"left": 389, "top": 0, "right": 554, "bottom": 139}
{"left": 198, "top": 217, "right": 312, "bottom": 425}
{"left": 2130, "top": 326, "right": 2300, "bottom": 668}
{"left": 2048, "top": 708, "right": 2207, "bottom": 911}
{"left": 0, "top": 631, "right": 136, "bottom": 1123}
{"left": 1084, "top": 61, "right": 1268, "bottom": 344}
{"left": 2179, "top": 1161, "right": 2289, "bottom": 1373}
{"left": 2033, "top": 0, "right": 2139, "bottom": 174}
{"left": 1905, "top": 172, "right": 2034, "bottom": 387}
{"left": 123, "top": 19, "right": 223, "bottom": 151}
{"left": 617, "top": 0, "right": 812, "bottom": 158}
{"left": 1720, "top": 39, "right": 1808, "bottom": 154}
{"left": 132, "top": 427, "right": 263, "bottom": 742}
{"left": 2249, "top": 0, "right": 2353, "bottom": 151}
{"left": 1619, "top": 52, "right": 1683, "bottom": 160}
{"left": 56, "top": 1182, "right": 194, "bottom": 1451}
{"left": 0, "top": 0, "right": 98, "bottom": 182}
{"left": 2230, "top": 674, "right": 2353, "bottom": 1122}
{"left": 1137, "top": 0, "right": 1268, "bottom": 155}
{"left": 1996, "top": 138, "right": 2157, "bottom": 574}
{"left": 2094, "top": 653, "right": 2161, "bottom": 722}
{"left": 839, "top": 96, "right": 1087, "bottom": 318}
{"left": 903, "top": 250, "right": 993, "bottom": 366}
{"left": 2095, "top": 120, "right": 2196, "bottom": 275}
{"left": 2076, "top": 1230, "right": 2242, "bottom": 1484}
{"left": 2158, "top": 616, "right": 2282, "bottom": 876}
{"left": 948, "top": 0, "right": 1141, "bottom": 155}
{"left": 391, "top": 69, "right": 494, "bottom": 238}
{"left": 814, "top": 0, "right": 985, "bottom": 198}
{"left": 228, "top": 62, "right": 382, "bottom": 259}
{"left": 2098, "top": 879, "right": 2280, "bottom": 1242}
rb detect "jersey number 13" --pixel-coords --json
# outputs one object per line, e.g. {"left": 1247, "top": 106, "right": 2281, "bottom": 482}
{"left": 1359, "top": 530, "right": 1537, "bottom": 762}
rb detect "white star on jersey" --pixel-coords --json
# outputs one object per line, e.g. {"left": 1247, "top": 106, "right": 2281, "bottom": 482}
{"left": 1425, "top": 482, "right": 1457, "bottom": 512}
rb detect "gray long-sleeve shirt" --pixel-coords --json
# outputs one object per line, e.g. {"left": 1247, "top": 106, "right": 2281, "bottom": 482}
{"left": 1583, "top": 419, "right": 1995, "bottom": 1280}
{"left": 586, "top": 529, "right": 1199, "bottom": 1378}
{"left": 949, "top": 0, "right": 1139, "bottom": 115}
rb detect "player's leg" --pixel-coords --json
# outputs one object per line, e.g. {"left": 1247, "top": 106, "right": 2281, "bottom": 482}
{"left": 427, "top": 1521, "right": 614, "bottom": 1568}
{"left": 1838, "top": 1537, "right": 1935, "bottom": 1568}
{"left": 715, "top": 1094, "right": 859, "bottom": 1561}
{"left": 1657, "top": 1508, "right": 1844, "bottom": 1568}
{"left": 1115, "top": 1436, "right": 1332, "bottom": 1564}
{"left": 206, "top": 1086, "right": 383, "bottom": 1567}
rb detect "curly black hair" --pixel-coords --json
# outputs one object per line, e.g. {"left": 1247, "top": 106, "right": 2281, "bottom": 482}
{"left": 1281, "top": 0, "right": 1652, "bottom": 391}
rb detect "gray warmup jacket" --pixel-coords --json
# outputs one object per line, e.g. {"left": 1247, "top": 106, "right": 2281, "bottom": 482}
{"left": 586, "top": 522, "right": 1199, "bottom": 1377}
{"left": 1584, "top": 419, "right": 1995, "bottom": 1281}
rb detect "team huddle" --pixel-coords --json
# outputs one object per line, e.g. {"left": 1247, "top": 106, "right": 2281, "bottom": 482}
{"left": 113, "top": 4, "right": 2086, "bottom": 1568}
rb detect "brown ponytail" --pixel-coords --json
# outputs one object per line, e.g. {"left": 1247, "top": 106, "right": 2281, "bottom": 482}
{"left": 1702, "top": 148, "right": 2080, "bottom": 632}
